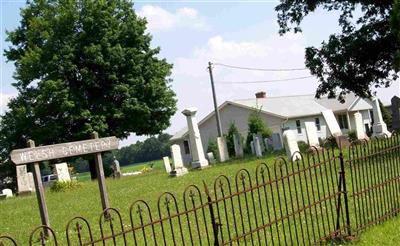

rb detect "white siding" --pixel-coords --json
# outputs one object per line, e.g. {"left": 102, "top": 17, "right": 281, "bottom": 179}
{"left": 283, "top": 115, "right": 328, "bottom": 143}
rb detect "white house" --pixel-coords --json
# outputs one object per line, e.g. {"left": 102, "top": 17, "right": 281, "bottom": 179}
{"left": 172, "top": 91, "right": 374, "bottom": 164}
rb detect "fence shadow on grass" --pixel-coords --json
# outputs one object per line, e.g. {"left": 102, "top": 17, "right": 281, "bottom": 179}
{"left": 1, "top": 133, "right": 400, "bottom": 245}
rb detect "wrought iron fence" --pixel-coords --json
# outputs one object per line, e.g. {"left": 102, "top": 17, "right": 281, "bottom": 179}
{"left": 1, "top": 134, "right": 400, "bottom": 246}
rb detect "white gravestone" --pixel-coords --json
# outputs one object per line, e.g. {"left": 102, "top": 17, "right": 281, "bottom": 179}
{"left": 253, "top": 134, "right": 262, "bottom": 157}
{"left": 283, "top": 130, "right": 301, "bottom": 161}
{"left": 217, "top": 137, "right": 230, "bottom": 162}
{"left": 112, "top": 157, "right": 121, "bottom": 178}
{"left": 233, "top": 134, "right": 244, "bottom": 158}
{"left": 55, "top": 162, "right": 71, "bottom": 181}
{"left": 163, "top": 157, "right": 172, "bottom": 174}
{"left": 2, "top": 189, "right": 13, "bottom": 198}
{"left": 372, "top": 97, "right": 392, "bottom": 138}
{"left": 170, "top": 144, "right": 188, "bottom": 177}
{"left": 250, "top": 141, "right": 255, "bottom": 154}
{"left": 304, "top": 122, "right": 320, "bottom": 147}
{"left": 16, "top": 165, "right": 35, "bottom": 195}
{"left": 322, "top": 110, "right": 342, "bottom": 136}
{"left": 207, "top": 152, "right": 216, "bottom": 164}
{"left": 182, "top": 108, "right": 209, "bottom": 169}
{"left": 354, "top": 112, "right": 367, "bottom": 140}
{"left": 256, "top": 134, "right": 265, "bottom": 153}
{"left": 264, "top": 138, "right": 273, "bottom": 152}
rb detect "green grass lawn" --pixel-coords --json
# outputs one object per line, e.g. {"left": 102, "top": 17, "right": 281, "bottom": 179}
{"left": 1, "top": 148, "right": 399, "bottom": 245}
{"left": 0, "top": 155, "right": 277, "bottom": 245}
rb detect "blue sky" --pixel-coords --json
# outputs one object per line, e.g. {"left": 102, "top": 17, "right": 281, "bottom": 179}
{"left": 1, "top": 0, "right": 398, "bottom": 146}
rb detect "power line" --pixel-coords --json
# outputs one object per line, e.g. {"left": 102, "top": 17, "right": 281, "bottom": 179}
{"left": 216, "top": 75, "right": 314, "bottom": 84}
{"left": 213, "top": 62, "right": 308, "bottom": 72}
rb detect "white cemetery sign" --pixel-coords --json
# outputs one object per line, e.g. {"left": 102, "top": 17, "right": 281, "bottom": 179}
{"left": 322, "top": 110, "right": 342, "bottom": 136}
{"left": 10, "top": 133, "right": 118, "bottom": 235}
{"left": 304, "top": 122, "right": 320, "bottom": 147}
{"left": 11, "top": 136, "right": 118, "bottom": 165}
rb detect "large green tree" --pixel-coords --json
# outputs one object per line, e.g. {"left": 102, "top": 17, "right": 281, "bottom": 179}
{"left": 1, "top": 0, "right": 176, "bottom": 186}
{"left": 276, "top": 1, "right": 399, "bottom": 102}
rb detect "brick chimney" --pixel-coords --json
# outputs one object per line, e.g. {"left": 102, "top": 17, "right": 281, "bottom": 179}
{"left": 255, "top": 91, "right": 266, "bottom": 99}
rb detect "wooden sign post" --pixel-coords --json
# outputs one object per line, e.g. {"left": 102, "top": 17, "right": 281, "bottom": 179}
{"left": 27, "top": 139, "right": 50, "bottom": 236}
{"left": 10, "top": 133, "right": 119, "bottom": 230}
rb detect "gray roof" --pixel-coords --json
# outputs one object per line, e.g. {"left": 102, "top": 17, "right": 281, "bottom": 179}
{"left": 235, "top": 94, "right": 328, "bottom": 118}
{"left": 171, "top": 93, "right": 372, "bottom": 140}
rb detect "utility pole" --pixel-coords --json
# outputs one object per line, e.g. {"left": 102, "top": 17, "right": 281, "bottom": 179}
{"left": 208, "top": 61, "right": 223, "bottom": 137}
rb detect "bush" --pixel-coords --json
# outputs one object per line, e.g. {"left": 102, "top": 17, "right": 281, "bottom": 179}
{"left": 225, "top": 122, "right": 240, "bottom": 157}
{"left": 321, "top": 135, "right": 338, "bottom": 149}
{"left": 207, "top": 140, "right": 219, "bottom": 161}
{"left": 347, "top": 130, "right": 358, "bottom": 143}
{"left": 246, "top": 109, "right": 273, "bottom": 152}
{"left": 140, "top": 166, "right": 152, "bottom": 173}
{"left": 297, "top": 141, "right": 310, "bottom": 152}
{"left": 50, "top": 180, "right": 82, "bottom": 192}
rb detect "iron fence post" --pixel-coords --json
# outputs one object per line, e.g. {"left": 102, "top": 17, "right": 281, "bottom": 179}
{"left": 339, "top": 150, "right": 352, "bottom": 236}
{"left": 203, "top": 181, "right": 220, "bottom": 246}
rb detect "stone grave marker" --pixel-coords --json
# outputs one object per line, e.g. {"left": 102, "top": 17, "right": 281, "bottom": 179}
{"left": 217, "top": 137, "right": 230, "bottom": 162}
{"left": 283, "top": 130, "right": 301, "bottom": 161}
{"left": 353, "top": 112, "right": 368, "bottom": 140}
{"left": 253, "top": 134, "right": 262, "bottom": 157}
{"left": 391, "top": 96, "right": 400, "bottom": 131}
{"left": 271, "top": 133, "right": 283, "bottom": 150}
{"left": 182, "top": 108, "right": 209, "bottom": 169}
{"left": 2, "top": 189, "right": 12, "bottom": 198}
{"left": 170, "top": 144, "right": 188, "bottom": 177}
{"left": 163, "top": 156, "right": 172, "bottom": 174}
{"left": 112, "top": 157, "right": 121, "bottom": 178}
{"left": 371, "top": 97, "right": 392, "bottom": 138}
{"left": 207, "top": 152, "right": 216, "bottom": 164}
{"left": 322, "top": 110, "right": 342, "bottom": 136}
{"left": 250, "top": 141, "right": 255, "bottom": 154}
{"left": 54, "top": 162, "right": 71, "bottom": 182}
{"left": 16, "top": 165, "right": 35, "bottom": 195}
{"left": 304, "top": 121, "right": 320, "bottom": 147}
{"left": 233, "top": 134, "right": 244, "bottom": 158}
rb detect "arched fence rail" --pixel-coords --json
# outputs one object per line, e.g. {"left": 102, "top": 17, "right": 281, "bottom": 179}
{"left": 2, "top": 133, "right": 400, "bottom": 245}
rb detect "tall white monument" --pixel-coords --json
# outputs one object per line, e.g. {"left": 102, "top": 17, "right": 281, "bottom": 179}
{"left": 371, "top": 97, "right": 391, "bottom": 138}
{"left": 182, "top": 108, "right": 209, "bottom": 169}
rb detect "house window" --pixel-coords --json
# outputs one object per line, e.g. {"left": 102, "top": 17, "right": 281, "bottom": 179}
{"left": 183, "top": 140, "right": 190, "bottom": 154}
{"left": 337, "top": 114, "right": 349, "bottom": 129}
{"left": 296, "top": 120, "right": 302, "bottom": 134}
{"left": 315, "top": 117, "right": 321, "bottom": 131}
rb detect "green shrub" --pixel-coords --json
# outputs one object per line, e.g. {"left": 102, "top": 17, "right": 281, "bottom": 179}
{"left": 140, "top": 166, "right": 152, "bottom": 173}
{"left": 207, "top": 140, "right": 219, "bottom": 162}
{"left": 50, "top": 180, "right": 82, "bottom": 192}
{"left": 225, "top": 122, "right": 240, "bottom": 157}
{"left": 246, "top": 109, "right": 272, "bottom": 152}
{"left": 321, "top": 135, "right": 338, "bottom": 149}
{"left": 297, "top": 141, "right": 310, "bottom": 152}
{"left": 347, "top": 130, "right": 358, "bottom": 143}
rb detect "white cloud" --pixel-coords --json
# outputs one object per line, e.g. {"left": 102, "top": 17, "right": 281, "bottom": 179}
{"left": 0, "top": 93, "right": 16, "bottom": 114}
{"left": 138, "top": 5, "right": 208, "bottom": 33}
